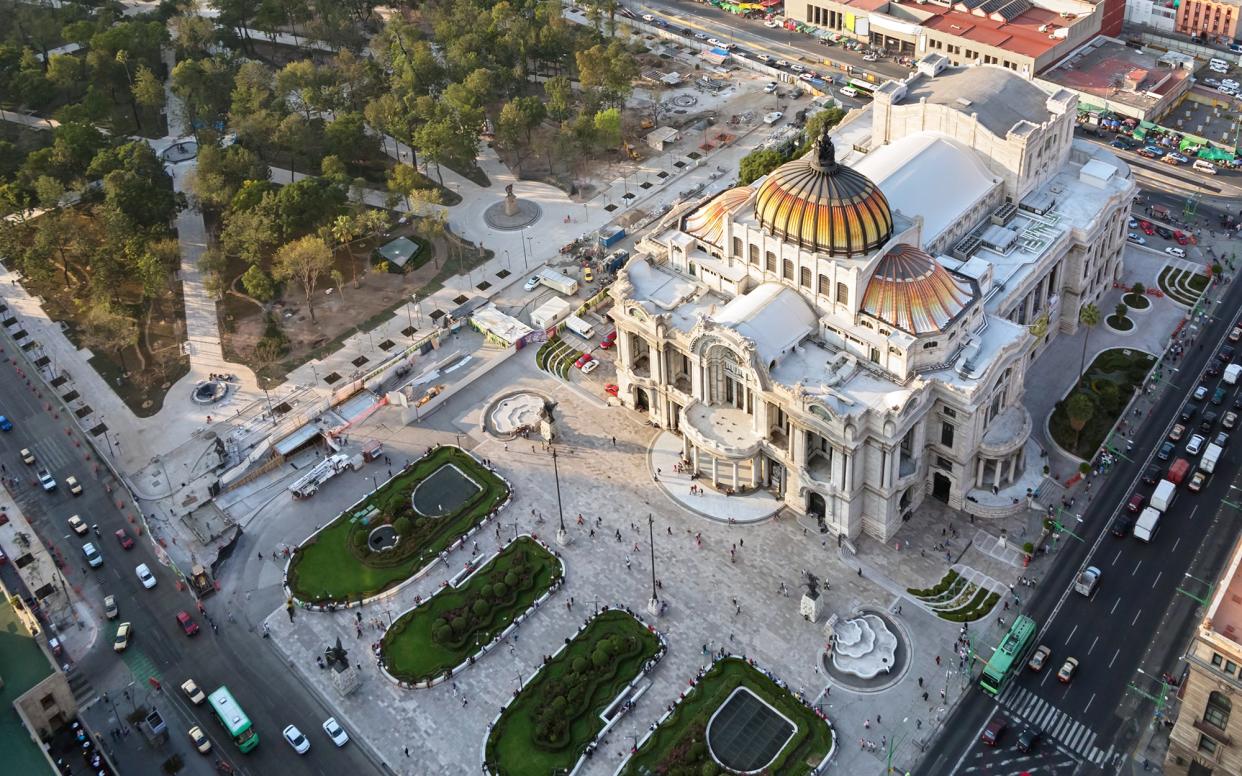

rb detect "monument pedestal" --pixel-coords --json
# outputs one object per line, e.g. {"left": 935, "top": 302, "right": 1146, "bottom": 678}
{"left": 647, "top": 596, "right": 661, "bottom": 616}
{"left": 556, "top": 528, "right": 569, "bottom": 546}
{"left": 800, "top": 591, "right": 823, "bottom": 623}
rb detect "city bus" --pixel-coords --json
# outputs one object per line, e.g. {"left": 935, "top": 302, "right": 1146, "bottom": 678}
{"left": 979, "top": 615, "right": 1037, "bottom": 696}
{"left": 208, "top": 686, "right": 259, "bottom": 752}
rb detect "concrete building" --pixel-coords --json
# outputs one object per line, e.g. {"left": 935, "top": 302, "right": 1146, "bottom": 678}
{"left": 1166, "top": 536, "right": 1242, "bottom": 775}
{"left": 1125, "top": 0, "right": 1178, "bottom": 33}
{"left": 608, "top": 57, "right": 1136, "bottom": 541}
{"left": 783, "top": 0, "right": 1100, "bottom": 78}
{"left": 1040, "top": 36, "right": 1195, "bottom": 121}
{"left": 1176, "top": 0, "right": 1241, "bottom": 45}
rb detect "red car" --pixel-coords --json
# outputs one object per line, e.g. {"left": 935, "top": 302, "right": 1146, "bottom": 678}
{"left": 176, "top": 611, "right": 200, "bottom": 637}
{"left": 981, "top": 717, "right": 1007, "bottom": 746}
{"left": 114, "top": 529, "right": 134, "bottom": 550}
{"left": 1139, "top": 221, "right": 1155, "bottom": 235}
{"left": 1174, "top": 230, "right": 1189, "bottom": 245}
{"left": 599, "top": 330, "right": 618, "bottom": 349}
{"left": 1126, "top": 493, "right": 1145, "bottom": 513}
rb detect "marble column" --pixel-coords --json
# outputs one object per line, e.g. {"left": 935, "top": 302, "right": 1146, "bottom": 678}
{"left": 751, "top": 455, "right": 761, "bottom": 487}
{"left": 712, "top": 456, "right": 719, "bottom": 486}
{"left": 992, "top": 458, "right": 1002, "bottom": 489}
{"left": 976, "top": 458, "right": 985, "bottom": 488}
{"left": 732, "top": 461, "right": 739, "bottom": 489}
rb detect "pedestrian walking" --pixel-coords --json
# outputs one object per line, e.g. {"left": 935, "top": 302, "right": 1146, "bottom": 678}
{"left": 918, "top": 676, "right": 923, "bottom": 687}
{"left": 405, "top": 747, "right": 410, "bottom": 757}
{"left": 625, "top": 556, "right": 632, "bottom": 570}
{"left": 877, "top": 714, "right": 882, "bottom": 724}
{"left": 935, "top": 655, "right": 941, "bottom": 666}
{"left": 864, "top": 719, "right": 870, "bottom": 729}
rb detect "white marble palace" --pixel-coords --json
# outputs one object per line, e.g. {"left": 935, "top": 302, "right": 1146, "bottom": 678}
{"left": 608, "top": 56, "right": 1137, "bottom": 541}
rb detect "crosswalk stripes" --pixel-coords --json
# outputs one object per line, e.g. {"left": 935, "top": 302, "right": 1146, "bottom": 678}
{"left": 33, "top": 438, "right": 71, "bottom": 470}
{"left": 998, "top": 684, "right": 1109, "bottom": 764}
{"left": 120, "top": 648, "right": 160, "bottom": 687}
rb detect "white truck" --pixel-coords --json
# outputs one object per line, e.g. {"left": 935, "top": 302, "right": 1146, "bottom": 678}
{"left": 1225, "top": 363, "right": 1242, "bottom": 385}
{"left": 1134, "top": 507, "right": 1161, "bottom": 542}
{"left": 564, "top": 314, "right": 596, "bottom": 341}
{"left": 1074, "top": 566, "right": 1101, "bottom": 597}
{"left": 1150, "top": 479, "right": 1176, "bottom": 512}
{"left": 537, "top": 268, "right": 580, "bottom": 296}
{"left": 1201, "top": 443, "right": 1223, "bottom": 474}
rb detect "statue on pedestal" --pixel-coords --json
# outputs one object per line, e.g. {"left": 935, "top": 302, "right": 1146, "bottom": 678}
{"left": 504, "top": 184, "right": 519, "bottom": 217}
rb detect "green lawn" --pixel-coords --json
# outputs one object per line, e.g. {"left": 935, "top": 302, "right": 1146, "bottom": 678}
{"left": 287, "top": 446, "right": 509, "bottom": 603}
{"left": 1049, "top": 348, "right": 1156, "bottom": 459}
{"left": 380, "top": 537, "right": 562, "bottom": 683}
{"left": 621, "top": 657, "right": 834, "bottom": 776}
{"left": 485, "top": 610, "right": 663, "bottom": 776}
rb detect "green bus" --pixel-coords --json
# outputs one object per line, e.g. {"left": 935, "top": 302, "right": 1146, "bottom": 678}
{"left": 208, "top": 686, "right": 259, "bottom": 752}
{"left": 979, "top": 615, "right": 1037, "bottom": 696}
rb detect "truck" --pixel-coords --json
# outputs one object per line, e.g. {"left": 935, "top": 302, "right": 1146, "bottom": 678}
{"left": 536, "top": 268, "right": 579, "bottom": 296}
{"left": 1201, "top": 443, "right": 1223, "bottom": 474}
{"left": 564, "top": 314, "right": 596, "bottom": 341}
{"left": 1074, "top": 566, "right": 1101, "bottom": 597}
{"left": 1134, "top": 507, "right": 1161, "bottom": 542}
{"left": 531, "top": 296, "right": 571, "bottom": 330}
{"left": 1151, "top": 479, "right": 1176, "bottom": 512}
{"left": 1167, "top": 458, "right": 1191, "bottom": 486}
{"left": 1225, "top": 363, "right": 1242, "bottom": 385}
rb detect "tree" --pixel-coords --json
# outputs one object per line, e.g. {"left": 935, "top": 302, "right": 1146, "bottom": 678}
{"left": 80, "top": 301, "right": 139, "bottom": 372}
{"left": 171, "top": 13, "right": 216, "bottom": 59}
{"left": 131, "top": 65, "right": 164, "bottom": 121}
{"left": 801, "top": 106, "right": 849, "bottom": 150}
{"left": 198, "top": 246, "right": 229, "bottom": 299}
{"left": 272, "top": 235, "right": 333, "bottom": 322}
{"left": 276, "top": 60, "right": 323, "bottom": 121}
{"left": 1065, "top": 393, "right": 1095, "bottom": 451}
{"left": 738, "top": 148, "right": 787, "bottom": 186}
{"left": 575, "top": 42, "right": 636, "bottom": 107}
{"left": 330, "top": 269, "right": 345, "bottom": 301}
{"left": 1114, "top": 302, "right": 1128, "bottom": 320}
{"left": 593, "top": 108, "right": 621, "bottom": 151}
{"left": 1077, "top": 303, "right": 1101, "bottom": 381}
{"left": 190, "top": 144, "right": 268, "bottom": 211}
{"left": 387, "top": 164, "right": 423, "bottom": 212}
{"left": 221, "top": 207, "right": 279, "bottom": 265}
{"left": 1130, "top": 282, "right": 1145, "bottom": 296}
{"left": 545, "top": 75, "right": 573, "bottom": 121}
{"left": 93, "top": 143, "right": 177, "bottom": 228}
{"left": 324, "top": 111, "right": 376, "bottom": 165}
{"left": 273, "top": 113, "right": 313, "bottom": 173}
{"left": 241, "top": 263, "right": 278, "bottom": 301}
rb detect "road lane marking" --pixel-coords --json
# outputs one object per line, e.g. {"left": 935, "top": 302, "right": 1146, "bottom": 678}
{"left": 1132, "top": 559, "right": 1143, "bottom": 576}
{"left": 1152, "top": 571, "right": 1162, "bottom": 589}
{"left": 1084, "top": 692, "right": 1096, "bottom": 714}
{"left": 1088, "top": 635, "right": 1099, "bottom": 655}
{"left": 1068, "top": 624, "right": 1078, "bottom": 642}
{"left": 1041, "top": 668, "right": 1052, "bottom": 687}
{"left": 1132, "top": 608, "right": 1142, "bottom": 626}
{"left": 1110, "top": 597, "right": 1120, "bottom": 615}
{"left": 1112, "top": 548, "right": 1122, "bottom": 566}
{"left": 1110, "top": 648, "right": 1120, "bottom": 668}
{"left": 1190, "top": 504, "right": 1199, "bottom": 520}
{"left": 1173, "top": 537, "right": 1181, "bottom": 551}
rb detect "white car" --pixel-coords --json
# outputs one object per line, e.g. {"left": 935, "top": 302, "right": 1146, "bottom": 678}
{"left": 764, "top": 81, "right": 777, "bottom": 93}
{"left": 523, "top": 276, "right": 540, "bottom": 292}
{"left": 181, "top": 679, "right": 206, "bottom": 705}
{"left": 1165, "top": 246, "right": 1187, "bottom": 258}
{"left": 135, "top": 563, "right": 157, "bottom": 589}
{"left": 1187, "top": 434, "right": 1206, "bottom": 455}
{"left": 68, "top": 515, "right": 88, "bottom": 536}
{"left": 581, "top": 359, "right": 599, "bottom": 374}
{"left": 641, "top": 13, "right": 653, "bottom": 21}
{"left": 83, "top": 542, "right": 103, "bottom": 568}
{"left": 1127, "top": 232, "right": 1146, "bottom": 244}
{"left": 283, "top": 724, "right": 310, "bottom": 754}
{"left": 764, "top": 19, "right": 779, "bottom": 27}
{"left": 38, "top": 469, "right": 57, "bottom": 492}
{"left": 763, "top": 111, "right": 784, "bottom": 125}
{"left": 322, "top": 717, "right": 349, "bottom": 747}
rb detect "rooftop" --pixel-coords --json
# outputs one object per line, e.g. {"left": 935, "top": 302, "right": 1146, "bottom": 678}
{"left": 0, "top": 597, "right": 56, "bottom": 776}
{"left": 897, "top": 64, "right": 1058, "bottom": 136}
{"left": 1040, "top": 36, "right": 1192, "bottom": 113}
{"left": 1207, "top": 537, "right": 1242, "bottom": 646}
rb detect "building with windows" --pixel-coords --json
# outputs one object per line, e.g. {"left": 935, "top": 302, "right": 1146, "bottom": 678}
{"left": 1175, "top": 0, "right": 1240, "bottom": 45}
{"left": 1165, "top": 536, "right": 1242, "bottom": 775}
{"left": 607, "top": 57, "right": 1135, "bottom": 541}
{"left": 784, "top": 0, "right": 1100, "bottom": 78}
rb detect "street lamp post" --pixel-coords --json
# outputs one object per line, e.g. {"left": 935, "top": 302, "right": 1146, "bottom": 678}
{"left": 503, "top": 250, "right": 511, "bottom": 271}
{"left": 552, "top": 448, "right": 568, "bottom": 546}
{"left": 525, "top": 235, "right": 534, "bottom": 268}
{"left": 519, "top": 232, "right": 529, "bottom": 268}
{"left": 885, "top": 717, "right": 910, "bottom": 774}
{"left": 647, "top": 513, "right": 660, "bottom": 616}
{"left": 406, "top": 297, "right": 415, "bottom": 337}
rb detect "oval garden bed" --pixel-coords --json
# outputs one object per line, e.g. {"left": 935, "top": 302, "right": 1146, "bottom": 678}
{"left": 286, "top": 445, "right": 510, "bottom": 605}
{"left": 1122, "top": 293, "right": 1150, "bottom": 311}
{"left": 1106, "top": 314, "right": 1134, "bottom": 332}
{"left": 379, "top": 536, "right": 563, "bottom": 685}
{"left": 620, "top": 657, "right": 834, "bottom": 776}
{"left": 484, "top": 609, "right": 664, "bottom": 775}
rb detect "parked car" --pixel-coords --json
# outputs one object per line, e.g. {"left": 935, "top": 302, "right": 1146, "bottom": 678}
{"left": 524, "top": 276, "right": 541, "bottom": 291}
{"left": 1218, "top": 346, "right": 1235, "bottom": 362}
{"left": 1140, "top": 221, "right": 1155, "bottom": 235}
{"left": 1229, "top": 325, "right": 1242, "bottom": 342}
{"left": 104, "top": 595, "right": 118, "bottom": 619}
{"left": 1165, "top": 246, "right": 1187, "bottom": 258}
{"left": 599, "top": 330, "right": 618, "bottom": 349}
{"left": 1028, "top": 644, "right": 1051, "bottom": 671}
{"left": 1127, "top": 232, "right": 1146, "bottom": 244}
{"left": 322, "top": 717, "right": 350, "bottom": 747}
{"left": 0, "top": 416, "right": 11, "bottom": 432}
{"left": 1170, "top": 422, "right": 1188, "bottom": 440}
{"left": 1187, "top": 434, "right": 1207, "bottom": 455}
{"left": 1155, "top": 225, "right": 1174, "bottom": 239}
{"left": 1214, "top": 431, "right": 1230, "bottom": 448}
{"left": 1157, "top": 441, "right": 1176, "bottom": 460}
{"left": 283, "top": 724, "right": 311, "bottom": 754}
{"left": 1057, "top": 656, "right": 1079, "bottom": 683}
{"left": 82, "top": 542, "right": 102, "bottom": 568}
{"left": 135, "top": 563, "right": 157, "bottom": 589}
{"left": 1226, "top": 411, "right": 1239, "bottom": 430}
{"left": 1111, "top": 515, "right": 1134, "bottom": 537}
{"left": 1213, "top": 387, "right": 1228, "bottom": 405}
{"left": 1141, "top": 464, "right": 1161, "bottom": 485}
{"left": 1193, "top": 385, "right": 1210, "bottom": 401}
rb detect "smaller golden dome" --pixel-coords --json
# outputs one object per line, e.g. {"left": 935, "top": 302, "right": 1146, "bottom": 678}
{"left": 862, "top": 245, "right": 975, "bottom": 334}
{"left": 684, "top": 186, "right": 753, "bottom": 247}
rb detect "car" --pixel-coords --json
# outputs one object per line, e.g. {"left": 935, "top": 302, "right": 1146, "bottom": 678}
{"left": 68, "top": 515, "right": 88, "bottom": 536}
{"left": 176, "top": 611, "right": 200, "bottom": 636}
{"left": 1219, "top": 346, "right": 1235, "bottom": 363}
{"left": 1142, "top": 464, "right": 1161, "bottom": 485}
{"left": 789, "top": 63, "right": 805, "bottom": 72}
{"left": 693, "top": 32, "right": 708, "bottom": 40}
{"left": 114, "top": 529, "right": 134, "bottom": 550}
{"left": 322, "top": 717, "right": 350, "bottom": 747}
{"left": 1126, "top": 493, "right": 1146, "bottom": 513}
{"left": 707, "top": 37, "right": 723, "bottom": 46}
{"left": 1218, "top": 85, "right": 1237, "bottom": 95}
{"left": 1193, "top": 385, "right": 1209, "bottom": 402}
{"left": 1127, "top": 232, "right": 1147, "bottom": 244}
{"left": 774, "top": 59, "right": 790, "bottom": 68}
{"left": 1170, "top": 422, "right": 1188, "bottom": 441}
{"left": 1137, "top": 147, "right": 1161, "bottom": 159}
{"left": 1204, "top": 77, "right": 1223, "bottom": 87}
{"left": 1157, "top": 440, "right": 1176, "bottom": 460}
{"left": 1174, "top": 230, "right": 1190, "bottom": 245}
{"left": 1111, "top": 515, "right": 1134, "bottom": 537}
{"left": 1207, "top": 363, "right": 1223, "bottom": 378}
{"left": 756, "top": 53, "right": 772, "bottom": 62}
{"left": 283, "top": 724, "right": 310, "bottom": 754}
{"left": 181, "top": 679, "right": 206, "bottom": 705}
{"left": 1187, "top": 434, "right": 1206, "bottom": 455}
{"left": 20, "top": 448, "right": 35, "bottom": 465}
{"left": 764, "top": 81, "right": 778, "bottom": 94}
{"left": 764, "top": 19, "right": 780, "bottom": 27}
{"left": 574, "top": 354, "right": 592, "bottom": 369}
{"left": 981, "top": 717, "right": 1007, "bottom": 746}
{"left": 1127, "top": 217, "right": 1138, "bottom": 227}
{"left": 1202, "top": 412, "right": 1219, "bottom": 432}
{"left": 1162, "top": 154, "right": 1184, "bottom": 166}
{"left": 189, "top": 725, "right": 212, "bottom": 754}
{"left": 38, "top": 469, "right": 57, "bottom": 492}
{"left": 523, "top": 276, "right": 540, "bottom": 292}
{"left": 1182, "top": 403, "right": 1200, "bottom": 421}
{"left": 1140, "top": 221, "right": 1155, "bottom": 235}
{"left": 1166, "top": 246, "right": 1187, "bottom": 258}
{"left": 104, "top": 595, "right": 118, "bottom": 619}
{"left": 1016, "top": 727, "right": 1041, "bottom": 753}
{"left": 680, "top": 28, "right": 692, "bottom": 36}
{"left": 1155, "top": 225, "right": 1174, "bottom": 239}
{"left": 583, "top": 267, "right": 594, "bottom": 283}
{"left": 83, "top": 542, "right": 102, "bottom": 568}
{"left": 0, "top": 415, "right": 11, "bottom": 432}
{"left": 1189, "top": 471, "right": 1208, "bottom": 492}
{"left": 1058, "top": 656, "right": 1079, "bottom": 683}
{"left": 1226, "top": 411, "right": 1239, "bottom": 430}
{"left": 1234, "top": 396, "right": 1242, "bottom": 411}
{"left": 763, "top": 111, "right": 784, "bottom": 125}
{"left": 1230, "top": 326, "right": 1242, "bottom": 343}
{"left": 135, "top": 563, "right": 157, "bottom": 589}
{"left": 599, "top": 330, "right": 617, "bottom": 349}
{"left": 1112, "top": 139, "right": 1131, "bottom": 149}
{"left": 65, "top": 476, "right": 82, "bottom": 496}
{"left": 581, "top": 358, "right": 599, "bottom": 374}
{"left": 1028, "top": 644, "right": 1051, "bottom": 671}
{"left": 1214, "top": 430, "right": 1230, "bottom": 448}
{"left": 1214, "top": 387, "right": 1228, "bottom": 405}
{"left": 113, "top": 622, "right": 131, "bottom": 652}
{"left": 641, "top": 13, "right": 653, "bottom": 21}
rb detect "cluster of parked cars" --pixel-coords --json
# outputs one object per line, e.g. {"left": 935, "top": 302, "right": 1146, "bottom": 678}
{"left": 1126, "top": 216, "right": 1190, "bottom": 257}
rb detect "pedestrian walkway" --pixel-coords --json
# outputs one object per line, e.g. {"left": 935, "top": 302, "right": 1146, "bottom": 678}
{"left": 647, "top": 431, "right": 780, "bottom": 524}
{"left": 999, "top": 683, "right": 1119, "bottom": 767}
{"left": 969, "top": 529, "right": 1025, "bottom": 567}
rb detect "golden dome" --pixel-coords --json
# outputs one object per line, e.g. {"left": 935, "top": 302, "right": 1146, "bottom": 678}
{"left": 862, "top": 245, "right": 975, "bottom": 334}
{"left": 684, "top": 185, "right": 753, "bottom": 247}
{"left": 754, "top": 129, "right": 893, "bottom": 257}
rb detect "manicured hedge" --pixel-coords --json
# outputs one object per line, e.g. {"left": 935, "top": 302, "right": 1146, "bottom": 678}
{"left": 907, "top": 569, "right": 960, "bottom": 598}
{"left": 380, "top": 537, "right": 562, "bottom": 683}
{"left": 485, "top": 610, "right": 661, "bottom": 775}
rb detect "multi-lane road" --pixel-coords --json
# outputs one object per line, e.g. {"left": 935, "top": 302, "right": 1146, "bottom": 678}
{"left": 0, "top": 337, "right": 377, "bottom": 774}
{"left": 921, "top": 199, "right": 1242, "bottom": 774}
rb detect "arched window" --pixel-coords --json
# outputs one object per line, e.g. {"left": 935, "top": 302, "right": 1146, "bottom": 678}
{"left": 836, "top": 282, "right": 849, "bottom": 305}
{"left": 783, "top": 259, "right": 794, "bottom": 281}
{"left": 765, "top": 251, "right": 776, "bottom": 272}
{"left": 800, "top": 267, "right": 812, "bottom": 288}
{"left": 1205, "top": 691, "right": 1232, "bottom": 730}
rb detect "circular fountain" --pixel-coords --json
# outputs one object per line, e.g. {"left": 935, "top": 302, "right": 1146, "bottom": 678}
{"left": 485, "top": 391, "right": 550, "bottom": 437}
{"left": 822, "top": 608, "right": 909, "bottom": 692}
{"left": 192, "top": 380, "right": 227, "bottom": 405}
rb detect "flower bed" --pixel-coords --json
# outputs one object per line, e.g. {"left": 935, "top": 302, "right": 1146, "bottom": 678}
{"left": 620, "top": 656, "right": 834, "bottom": 776}
{"left": 379, "top": 536, "right": 563, "bottom": 684}
{"left": 286, "top": 445, "right": 510, "bottom": 604}
{"left": 484, "top": 608, "right": 664, "bottom": 775}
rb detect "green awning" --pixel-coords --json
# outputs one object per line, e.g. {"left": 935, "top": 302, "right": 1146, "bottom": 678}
{"left": 1199, "top": 146, "right": 1233, "bottom": 161}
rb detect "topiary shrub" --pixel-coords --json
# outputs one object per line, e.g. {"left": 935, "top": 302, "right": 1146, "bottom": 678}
{"left": 591, "top": 647, "right": 610, "bottom": 668}
{"left": 393, "top": 515, "right": 412, "bottom": 535}
{"left": 350, "top": 529, "right": 368, "bottom": 551}
{"left": 504, "top": 571, "right": 519, "bottom": 586}
{"left": 472, "top": 599, "right": 489, "bottom": 617}
{"left": 492, "top": 581, "right": 508, "bottom": 599}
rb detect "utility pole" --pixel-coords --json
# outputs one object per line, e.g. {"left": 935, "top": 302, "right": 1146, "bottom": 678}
{"left": 647, "top": 513, "right": 660, "bottom": 616}
{"left": 553, "top": 447, "right": 568, "bottom": 546}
